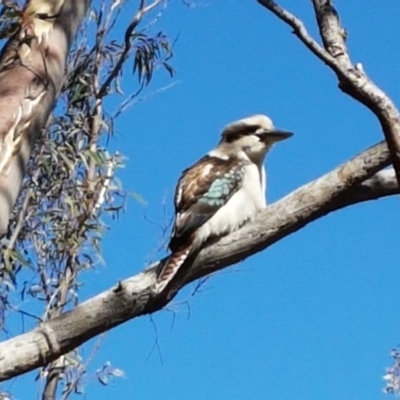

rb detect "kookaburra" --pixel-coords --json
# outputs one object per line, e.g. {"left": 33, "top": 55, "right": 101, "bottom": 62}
{"left": 155, "top": 114, "right": 293, "bottom": 293}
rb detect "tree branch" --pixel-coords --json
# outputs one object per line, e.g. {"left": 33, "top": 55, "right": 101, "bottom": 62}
{"left": 311, "top": 0, "right": 351, "bottom": 65}
{"left": 342, "top": 168, "right": 398, "bottom": 205}
{"left": 0, "top": 139, "right": 393, "bottom": 381}
{"left": 258, "top": 0, "right": 400, "bottom": 198}
{"left": 256, "top": 0, "right": 339, "bottom": 71}
{"left": 97, "top": 0, "right": 164, "bottom": 98}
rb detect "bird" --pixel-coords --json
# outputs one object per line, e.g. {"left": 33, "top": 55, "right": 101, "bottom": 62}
{"left": 155, "top": 114, "right": 293, "bottom": 293}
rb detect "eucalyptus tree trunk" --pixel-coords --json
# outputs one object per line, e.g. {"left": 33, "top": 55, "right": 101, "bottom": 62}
{"left": 0, "top": 0, "right": 90, "bottom": 236}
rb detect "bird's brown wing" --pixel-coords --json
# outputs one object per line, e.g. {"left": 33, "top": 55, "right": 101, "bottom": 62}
{"left": 170, "top": 155, "right": 246, "bottom": 251}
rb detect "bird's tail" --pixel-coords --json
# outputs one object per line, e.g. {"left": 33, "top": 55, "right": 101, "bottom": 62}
{"left": 155, "top": 247, "right": 191, "bottom": 293}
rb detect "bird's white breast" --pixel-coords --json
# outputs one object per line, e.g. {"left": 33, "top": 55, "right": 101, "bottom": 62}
{"left": 194, "top": 163, "right": 266, "bottom": 247}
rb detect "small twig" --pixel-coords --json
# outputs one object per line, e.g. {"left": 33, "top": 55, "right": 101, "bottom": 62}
{"left": 6, "top": 187, "right": 32, "bottom": 250}
{"left": 42, "top": 285, "right": 62, "bottom": 322}
{"left": 61, "top": 334, "right": 107, "bottom": 400}
{"left": 113, "top": 81, "right": 179, "bottom": 119}
{"left": 3, "top": 138, "right": 50, "bottom": 244}
{"left": 92, "top": 153, "right": 118, "bottom": 215}
{"left": 41, "top": 265, "right": 74, "bottom": 400}
{"left": 164, "top": 276, "right": 211, "bottom": 324}
{"left": 145, "top": 315, "right": 164, "bottom": 364}
{"left": 8, "top": 304, "right": 42, "bottom": 326}
{"left": 86, "top": 9, "right": 105, "bottom": 194}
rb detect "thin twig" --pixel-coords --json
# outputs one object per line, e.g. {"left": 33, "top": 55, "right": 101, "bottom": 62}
{"left": 61, "top": 334, "right": 107, "bottom": 400}
{"left": 113, "top": 81, "right": 179, "bottom": 119}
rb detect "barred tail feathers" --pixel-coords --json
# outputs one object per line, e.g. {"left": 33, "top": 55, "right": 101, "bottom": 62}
{"left": 155, "top": 247, "right": 191, "bottom": 293}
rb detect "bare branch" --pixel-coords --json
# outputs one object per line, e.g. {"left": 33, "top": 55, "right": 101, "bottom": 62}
{"left": 0, "top": 138, "right": 393, "bottom": 381}
{"left": 343, "top": 169, "right": 398, "bottom": 205}
{"left": 256, "top": 1, "right": 339, "bottom": 72}
{"left": 258, "top": 0, "right": 400, "bottom": 196}
{"left": 311, "top": 0, "right": 350, "bottom": 62}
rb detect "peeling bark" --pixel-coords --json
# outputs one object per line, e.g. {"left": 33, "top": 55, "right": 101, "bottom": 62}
{"left": 0, "top": 0, "right": 90, "bottom": 236}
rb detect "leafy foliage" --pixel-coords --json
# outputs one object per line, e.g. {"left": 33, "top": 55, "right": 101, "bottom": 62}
{"left": 384, "top": 349, "right": 400, "bottom": 395}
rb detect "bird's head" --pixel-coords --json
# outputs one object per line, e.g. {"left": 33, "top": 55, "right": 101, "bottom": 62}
{"left": 219, "top": 114, "right": 293, "bottom": 163}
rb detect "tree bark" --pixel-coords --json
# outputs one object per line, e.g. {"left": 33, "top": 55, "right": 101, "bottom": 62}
{"left": 0, "top": 0, "right": 90, "bottom": 237}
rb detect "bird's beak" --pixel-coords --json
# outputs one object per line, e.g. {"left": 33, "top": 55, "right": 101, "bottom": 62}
{"left": 258, "top": 129, "right": 294, "bottom": 142}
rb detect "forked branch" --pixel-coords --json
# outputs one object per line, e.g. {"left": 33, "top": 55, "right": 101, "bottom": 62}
{"left": 98, "top": 0, "right": 164, "bottom": 98}
{"left": 258, "top": 0, "right": 400, "bottom": 196}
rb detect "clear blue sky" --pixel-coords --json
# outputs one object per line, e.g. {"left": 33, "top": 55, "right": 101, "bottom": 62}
{"left": 8, "top": 1, "right": 400, "bottom": 399}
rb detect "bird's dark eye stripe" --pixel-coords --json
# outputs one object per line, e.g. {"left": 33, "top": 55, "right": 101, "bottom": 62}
{"left": 240, "top": 124, "right": 260, "bottom": 134}
{"left": 224, "top": 133, "right": 243, "bottom": 143}
{"left": 223, "top": 124, "right": 260, "bottom": 142}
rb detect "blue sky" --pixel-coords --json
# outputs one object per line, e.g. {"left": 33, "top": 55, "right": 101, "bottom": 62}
{"left": 7, "top": 1, "right": 400, "bottom": 399}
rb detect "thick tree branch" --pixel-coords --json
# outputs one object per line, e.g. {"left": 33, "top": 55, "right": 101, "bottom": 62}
{"left": 342, "top": 168, "right": 398, "bottom": 205}
{"left": 258, "top": 0, "right": 400, "bottom": 197}
{"left": 0, "top": 139, "right": 393, "bottom": 381}
{"left": 311, "top": 0, "right": 351, "bottom": 66}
